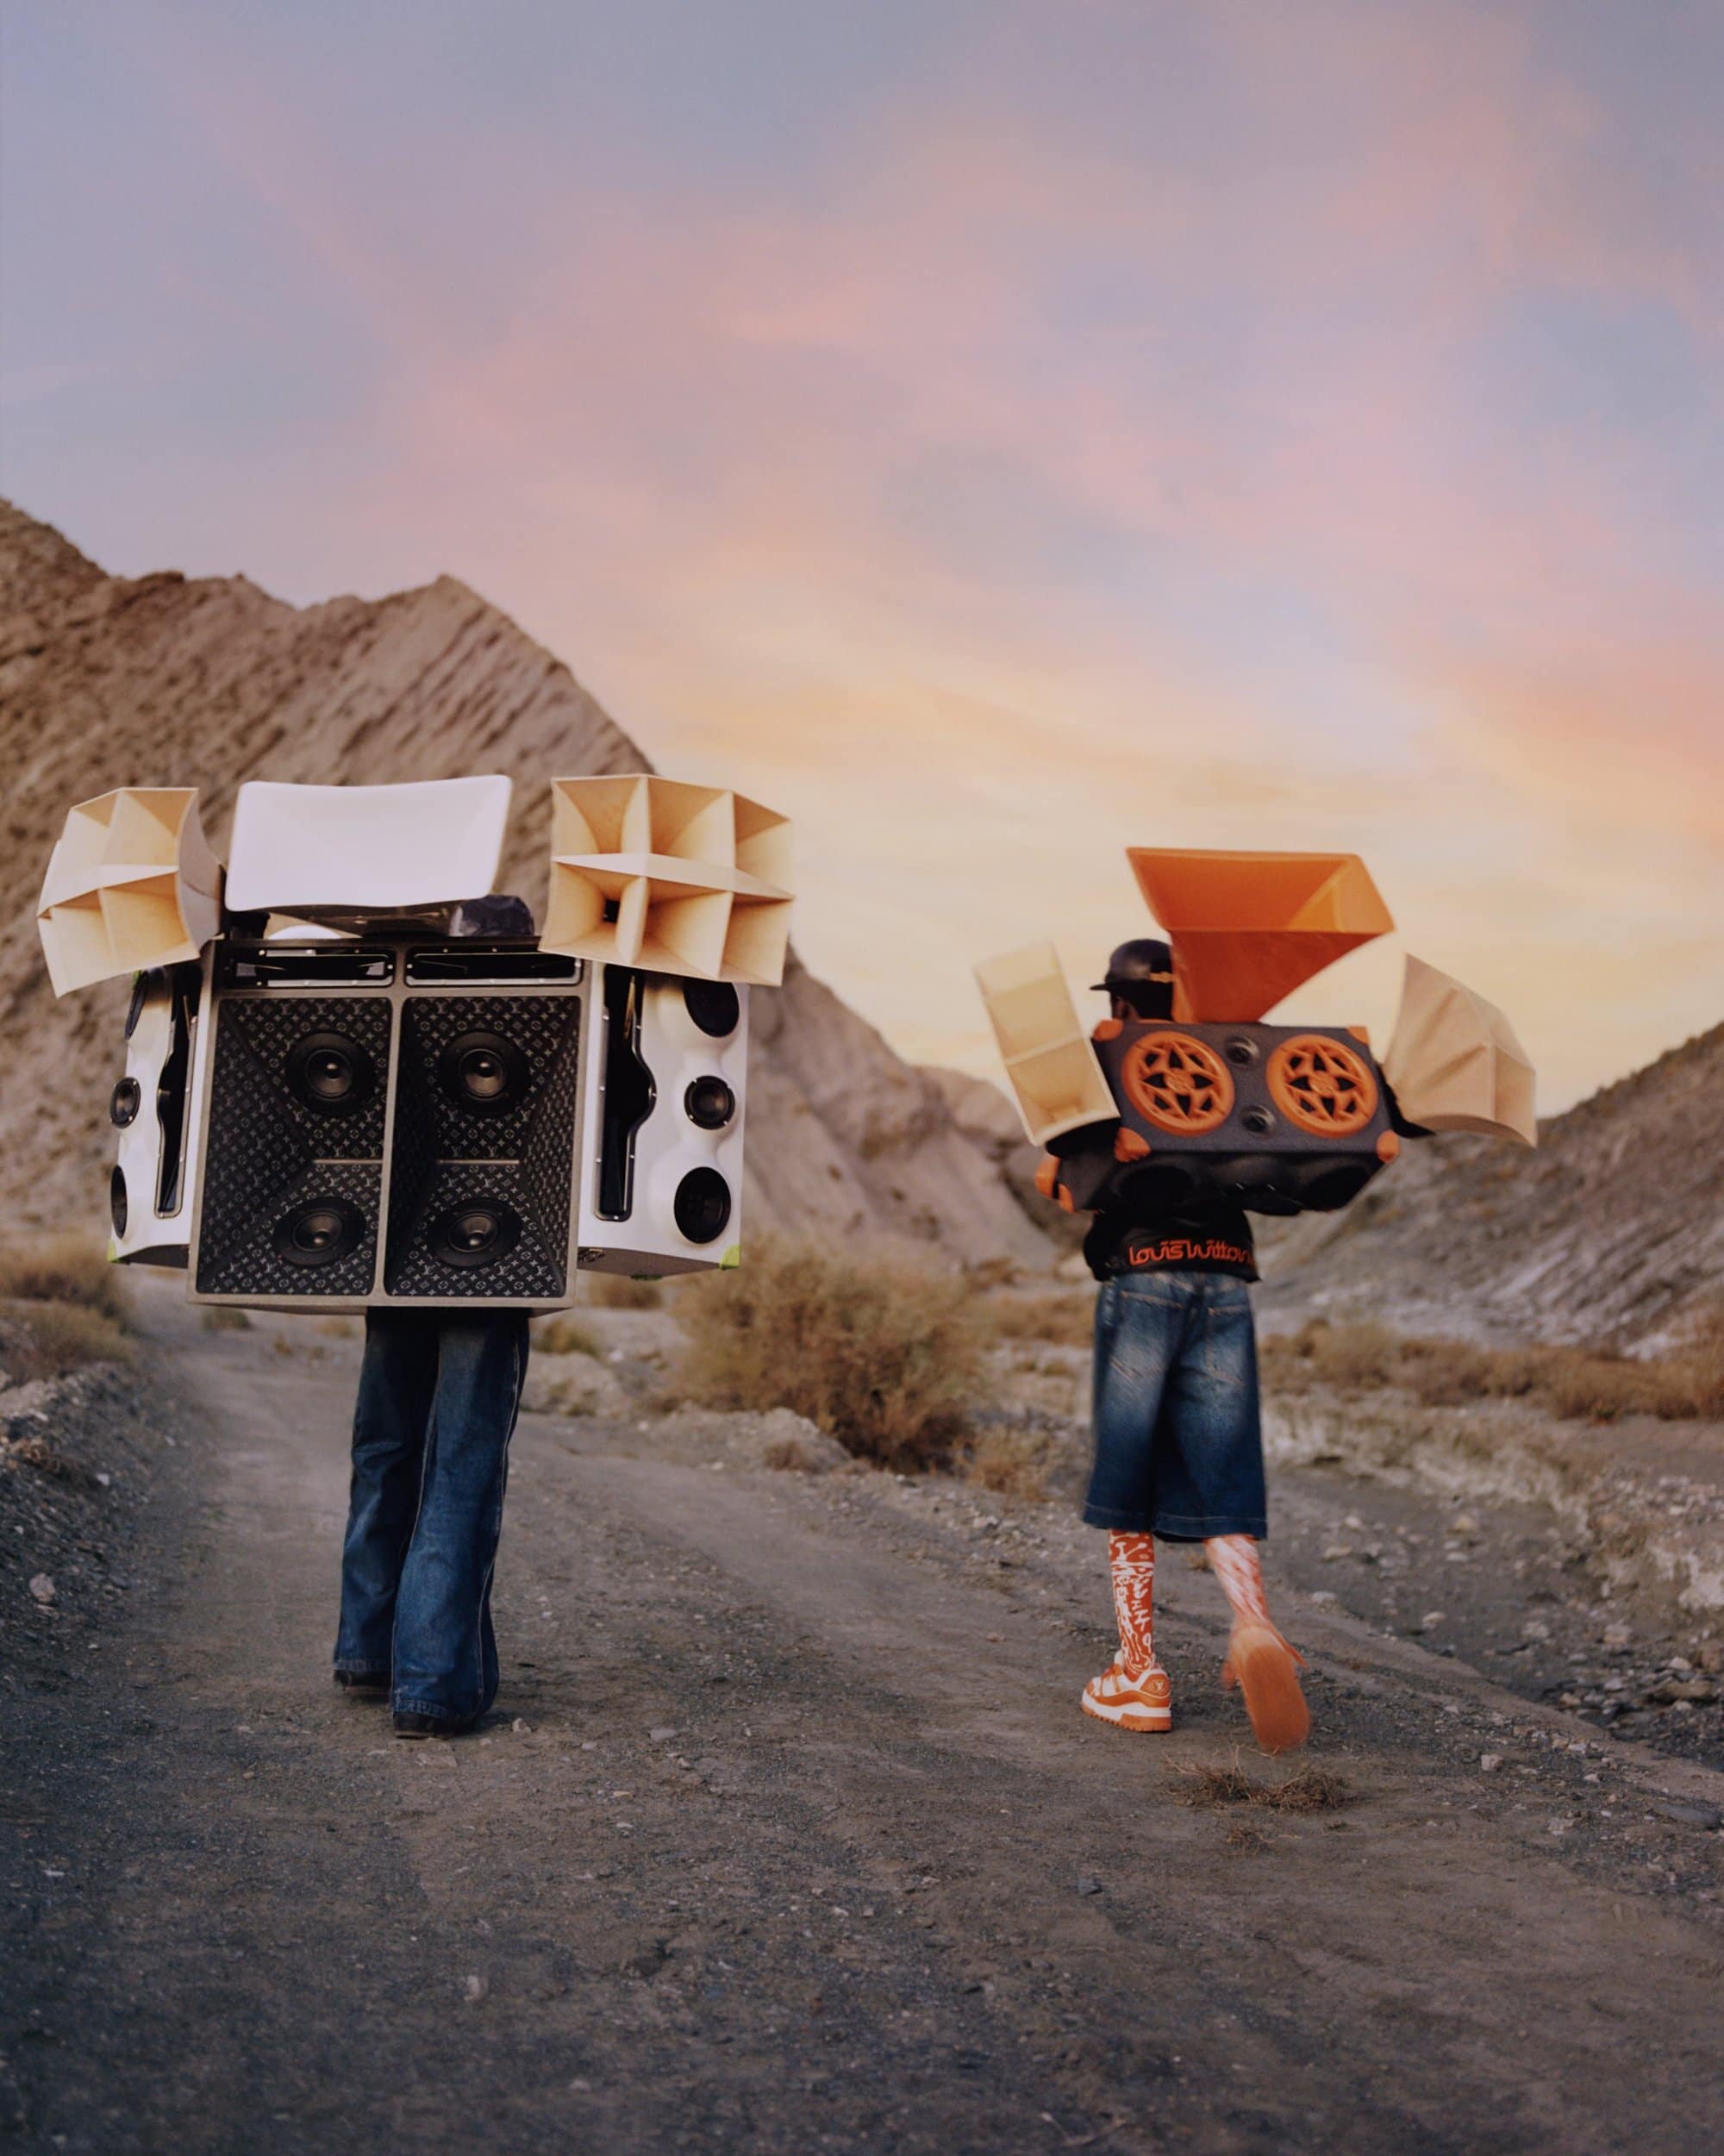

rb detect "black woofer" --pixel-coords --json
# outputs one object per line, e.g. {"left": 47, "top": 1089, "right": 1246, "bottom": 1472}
{"left": 428, "top": 1201, "right": 522, "bottom": 1270}
{"left": 673, "top": 1166, "right": 731, "bottom": 1245}
{"left": 109, "top": 1078, "right": 142, "bottom": 1128}
{"left": 437, "top": 1030, "right": 530, "bottom": 1115}
{"left": 683, "top": 981, "right": 740, "bottom": 1039}
{"left": 271, "top": 1197, "right": 366, "bottom": 1269}
{"left": 285, "top": 1031, "right": 377, "bottom": 1117}
{"left": 684, "top": 1075, "right": 736, "bottom": 1130}
{"left": 109, "top": 1166, "right": 128, "bottom": 1237}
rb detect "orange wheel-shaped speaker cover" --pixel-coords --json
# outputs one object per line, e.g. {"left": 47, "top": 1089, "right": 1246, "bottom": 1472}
{"left": 1121, "top": 1031, "right": 1235, "bottom": 1134}
{"left": 1267, "top": 1035, "right": 1378, "bottom": 1135}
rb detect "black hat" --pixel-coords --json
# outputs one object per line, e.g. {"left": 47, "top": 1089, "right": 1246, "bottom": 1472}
{"left": 1091, "top": 938, "right": 1174, "bottom": 992}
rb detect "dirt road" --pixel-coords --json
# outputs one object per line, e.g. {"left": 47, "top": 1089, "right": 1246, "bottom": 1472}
{"left": 6, "top": 1289, "right": 1724, "bottom": 2154}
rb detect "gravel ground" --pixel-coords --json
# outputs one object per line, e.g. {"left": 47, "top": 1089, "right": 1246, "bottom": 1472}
{"left": 3, "top": 1284, "right": 1724, "bottom": 2154}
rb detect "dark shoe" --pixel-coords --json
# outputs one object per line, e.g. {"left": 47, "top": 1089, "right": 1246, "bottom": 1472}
{"left": 392, "top": 1710, "right": 476, "bottom": 1740}
{"left": 334, "top": 1670, "right": 390, "bottom": 1699}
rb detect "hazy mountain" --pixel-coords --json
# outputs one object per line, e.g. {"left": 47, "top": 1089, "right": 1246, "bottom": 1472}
{"left": 1257, "top": 1022, "right": 1724, "bottom": 1348}
{"left": 0, "top": 500, "right": 1057, "bottom": 1268}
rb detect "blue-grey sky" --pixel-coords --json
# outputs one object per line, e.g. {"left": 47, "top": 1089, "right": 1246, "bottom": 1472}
{"left": 4, "top": 1, "right": 1721, "bottom": 1106}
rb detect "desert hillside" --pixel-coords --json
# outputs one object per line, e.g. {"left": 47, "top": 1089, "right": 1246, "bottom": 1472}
{"left": 1258, "top": 1021, "right": 1724, "bottom": 1348}
{"left": 0, "top": 500, "right": 1054, "bottom": 1266}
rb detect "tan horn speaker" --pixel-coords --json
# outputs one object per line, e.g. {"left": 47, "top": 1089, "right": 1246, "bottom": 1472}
{"left": 541, "top": 774, "right": 794, "bottom": 986}
{"left": 38, "top": 788, "right": 222, "bottom": 997}
{"left": 974, "top": 941, "right": 1116, "bottom": 1147}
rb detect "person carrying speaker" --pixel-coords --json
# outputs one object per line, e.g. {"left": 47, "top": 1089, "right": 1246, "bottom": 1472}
{"left": 1041, "top": 939, "right": 1309, "bottom": 1754}
{"left": 331, "top": 896, "right": 534, "bottom": 1740}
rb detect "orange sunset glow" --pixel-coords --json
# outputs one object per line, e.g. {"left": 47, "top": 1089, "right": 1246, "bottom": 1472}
{"left": 3, "top": 2, "right": 1719, "bottom": 1110}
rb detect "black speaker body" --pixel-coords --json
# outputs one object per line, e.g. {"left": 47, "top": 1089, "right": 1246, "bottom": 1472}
{"left": 188, "top": 937, "right": 590, "bottom": 1309}
{"left": 1075, "top": 1018, "right": 1399, "bottom": 1216}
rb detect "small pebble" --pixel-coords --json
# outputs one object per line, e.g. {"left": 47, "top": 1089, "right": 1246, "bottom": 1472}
{"left": 28, "top": 1573, "right": 55, "bottom": 1604}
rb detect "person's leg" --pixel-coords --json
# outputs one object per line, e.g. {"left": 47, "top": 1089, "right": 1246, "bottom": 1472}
{"left": 390, "top": 1309, "right": 529, "bottom": 1730}
{"left": 334, "top": 1310, "right": 439, "bottom": 1687}
{"left": 1158, "top": 1278, "right": 1308, "bottom": 1753}
{"left": 1080, "top": 1279, "right": 1181, "bottom": 1732}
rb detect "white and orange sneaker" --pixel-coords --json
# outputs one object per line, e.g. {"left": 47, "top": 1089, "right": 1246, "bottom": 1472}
{"left": 1221, "top": 1621, "right": 1310, "bottom": 1754}
{"left": 1081, "top": 1656, "right": 1172, "bottom": 1733}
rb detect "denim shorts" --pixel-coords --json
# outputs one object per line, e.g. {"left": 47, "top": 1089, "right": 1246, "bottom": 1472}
{"left": 1083, "top": 1270, "right": 1267, "bottom": 1540}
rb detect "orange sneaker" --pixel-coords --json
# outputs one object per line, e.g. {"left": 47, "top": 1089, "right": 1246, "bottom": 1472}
{"left": 1221, "top": 1622, "right": 1309, "bottom": 1754}
{"left": 1081, "top": 1657, "right": 1172, "bottom": 1733}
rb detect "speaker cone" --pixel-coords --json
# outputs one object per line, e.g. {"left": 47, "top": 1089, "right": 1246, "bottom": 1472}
{"left": 673, "top": 1167, "right": 731, "bottom": 1245}
{"left": 429, "top": 1200, "right": 523, "bottom": 1269}
{"left": 683, "top": 981, "right": 740, "bottom": 1039}
{"left": 438, "top": 1030, "right": 530, "bottom": 1115}
{"left": 272, "top": 1197, "right": 366, "bottom": 1269}
{"left": 684, "top": 1075, "right": 736, "bottom": 1131}
{"left": 285, "top": 1031, "right": 377, "bottom": 1117}
{"left": 110, "top": 1078, "right": 142, "bottom": 1128}
{"left": 109, "top": 1166, "right": 128, "bottom": 1237}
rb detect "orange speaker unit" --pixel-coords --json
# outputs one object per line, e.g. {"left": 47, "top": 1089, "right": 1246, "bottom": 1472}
{"left": 1081, "top": 1018, "right": 1401, "bottom": 1215}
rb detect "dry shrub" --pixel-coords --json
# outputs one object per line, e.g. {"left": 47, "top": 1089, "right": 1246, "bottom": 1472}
{"left": 1265, "top": 1317, "right": 1723, "bottom": 1423}
{"left": 201, "top": 1304, "right": 253, "bottom": 1333}
{"left": 987, "top": 1290, "right": 1096, "bottom": 1349}
{"left": 536, "top": 1316, "right": 602, "bottom": 1359}
{"left": 582, "top": 1275, "right": 664, "bottom": 1310}
{"left": 677, "top": 1237, "right": 990, "bottom": 1470}
{"left": 0, "top": 1302, "right": 134, "bottom": 1383}
{"left": 965, "top": 1424, "right": 1059, "bottom": 1501}
{"left": 0, "top": 1236, "right": 128, "bottom": 1325}
{"left": 1176, "top": 1762, "right": 1353, "bottom": 1812}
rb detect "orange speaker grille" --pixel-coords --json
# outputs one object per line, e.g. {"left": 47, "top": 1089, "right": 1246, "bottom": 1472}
{"left": 1121, "top": 1031, "right": 1235, "bottom": 1134}
{"left": 1266, "top": 1035, "right": 1378, "bottom": 1136}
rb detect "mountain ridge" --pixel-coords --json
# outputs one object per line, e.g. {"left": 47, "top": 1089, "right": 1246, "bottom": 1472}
{"left": 0, "top": 498, "right": 1055, "bottom": 1267}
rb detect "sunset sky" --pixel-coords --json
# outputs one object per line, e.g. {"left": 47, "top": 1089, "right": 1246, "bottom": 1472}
{"left": 3, "top": 1, "right": 1720, "bottom": 1112}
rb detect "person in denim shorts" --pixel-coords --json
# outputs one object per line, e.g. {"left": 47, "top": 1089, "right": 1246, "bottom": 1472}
{"left": 1044, "top": 939, "right": 1309, "bottom": 1753}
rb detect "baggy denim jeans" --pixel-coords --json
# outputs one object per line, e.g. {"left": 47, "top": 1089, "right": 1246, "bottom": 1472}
{"left": 334, "top": 1308, "right": 530, "bottom": 1725}
{"left": 1083, "top": 1270, "right": 1267, "bottom": 1541}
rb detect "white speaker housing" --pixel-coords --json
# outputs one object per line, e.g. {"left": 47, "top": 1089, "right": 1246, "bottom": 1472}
{"left": 225, "top": 776, "right": 514, "bottom": 919}
{"left": 577, "top": 966, "right": 749, "bottom": 1277}
{"left": 108, "top": 957, "right": 215, "bottom": 1266}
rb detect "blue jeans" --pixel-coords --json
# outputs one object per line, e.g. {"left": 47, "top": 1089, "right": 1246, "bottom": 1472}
{"left": 1083, "top": 1270, "right": 1267, "bottom": 1540}
{"left": 334, "top": 1309, "right": 530, "bottom": 1725}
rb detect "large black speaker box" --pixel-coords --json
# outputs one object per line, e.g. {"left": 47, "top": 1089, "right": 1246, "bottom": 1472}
{"left": 189, "top": 938, "right": 589, "bottom": 1309}
{"left": 1073, "top": 1018, "right": 1400, "bottom": 1216}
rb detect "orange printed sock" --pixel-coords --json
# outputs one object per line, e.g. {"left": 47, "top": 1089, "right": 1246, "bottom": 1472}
{"left": 1204, "top": 1533, "right": 1272, "bottom": 1628}
{"left": 1108, "top": 1531, "right": 1157, "bottom": 1678}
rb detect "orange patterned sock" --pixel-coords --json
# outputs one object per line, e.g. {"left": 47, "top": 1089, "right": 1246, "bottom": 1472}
{"left": 1108, "top": 1531, "right": 1157, "bottom": 1678}
{"left": 1205, "top": 1533, "right": 1272, "bottom": 1628}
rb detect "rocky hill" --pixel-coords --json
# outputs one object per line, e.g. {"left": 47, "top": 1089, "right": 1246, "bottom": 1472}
{"left": 1257, "top": 1022, "right": 1724, "bottom": 1349}
{"left": 0, "top": 500, "right": 1056, "bottom": 1268}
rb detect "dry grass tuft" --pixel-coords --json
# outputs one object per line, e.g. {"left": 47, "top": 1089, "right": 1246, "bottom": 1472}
{"left": 201, "top": 1304, "right": 253, "bottom": 1333}
{"left": 0, "top": 1237, "right": 129, "bottom": 1325}
{"left": 1263, "top": 1314, "right": 1724, "bottom": 1423}
{"left": 1176, "top": 1762, "right": 1354, "bottom": 1813}
{"left": 1223, "top": 1822, "right": 1271, "bottom": 1853}
{"left": 582, "top": 1275, "right": 664, "bottom": 1310}
{"left": 0, "top": 1301, "right": 134, "bottom": 1383}
{"left": 4, "top": 1434, "right": 103, "bottom": 1490}
{"left": 536, "top": 1316, "right": 602, "bottom": 1359}
{"left": 986, "top": 1290, "right": 1096, "bottom": 1350}
{"left": 964, "top": 1424, "right": 1059, "bottom": 1501}
{"left": 677, "top": 1237, "right": 991, "bottom": 1471}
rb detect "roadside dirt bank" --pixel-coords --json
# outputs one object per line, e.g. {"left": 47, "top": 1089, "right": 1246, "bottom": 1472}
{"left": 3, "top": 1283, "right": 1724, "bottom": 2154}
